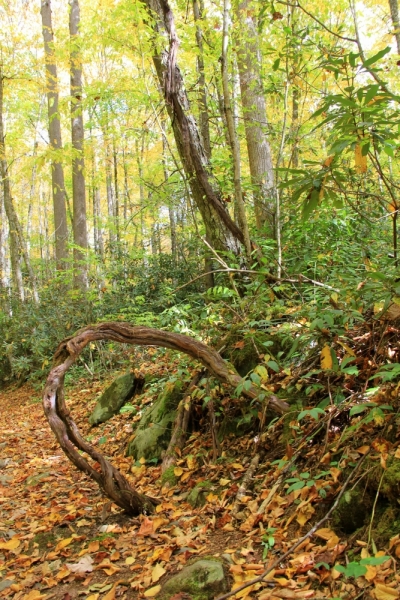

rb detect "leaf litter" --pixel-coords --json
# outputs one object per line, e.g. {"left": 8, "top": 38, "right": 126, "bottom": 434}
{"left": 0, "top": 331, "right": 400, "bottom": 600}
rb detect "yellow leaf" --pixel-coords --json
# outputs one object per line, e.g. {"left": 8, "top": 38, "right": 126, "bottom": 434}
{"left": 374, "top": 583, "right": 399, "bottom": 599}
{"left": 55, "top": 537, "right": 73, "bottom": 551}
{"left": 315, "top": 527, "right": 337, "bottom": 540}
{"left": 125, "top": 556, "right": 135, "bottom": 565}
{"left": 0, "top": 537, "right": 20, "bottom": 550}
{"left": 186, "top": 456, "right": 195, "bottom": 470}
{"left": 56, "top": 567, "right": 70, "bottom": 580}
{"left": 364, "top": 564, "right": 377, "bottom": 582}
{"left": 231, "top": 463, "right": 244, "bottom": 470}
{"left": 355, "top": 143, "right": 367, "bottom": 173}
{"left": 144, "top": 585, "right": 161, "bottom": 597}
{"left": 86, "top": 595, "right": 99, "bottom": 600}
{"left": 139, "top": 457, "right": 146, "bottom": 464}
{"left": 181, "top": 471, "right": 192, "bottom": 482}
{"left": 173, "top": 467, "right": 183, "bottom": 477}
{"left": 219, "top": 478, "right": 231, "bottom": 486}
{"left": 356, "top": 445, "right": 370, "bottom": 455}
{"left": 151, "top": 563, "right": 166, "bottom": 583}
{"left": 337, "top": 341, "right": 356, "bottom": 356}
{"left": 22, "top": 592, "right": 46, "bottom": 600}
{"left": 320, "top": 345, "right": 333, "bottom": 370}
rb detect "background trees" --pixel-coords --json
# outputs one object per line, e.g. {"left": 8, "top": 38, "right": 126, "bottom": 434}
{"left": 0, "top": 0, "right": 399, "bottom": 380}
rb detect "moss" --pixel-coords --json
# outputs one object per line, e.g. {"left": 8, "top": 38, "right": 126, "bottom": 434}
{"left": 126, "top": 381, "right": 184, "bottom": 461}
{"left": 221, "top": 325, "right": 276, "bottom": 377}
{"left": 331, "top": 488, "right": 371, "bottom": 534}
{"left": 375, "top": 506, "right": 400, "bottom": 543}
{"left": 381, "top": 457, "right": 400, "bottom": 502}
{"left": 187, "top": 481, "right": 213, "bottom": 508}
{"left": 32, "top": 531, "right": 57, "bottom": 551}
{"left": 161, "top": 466, "right": 178, "bottom": 487}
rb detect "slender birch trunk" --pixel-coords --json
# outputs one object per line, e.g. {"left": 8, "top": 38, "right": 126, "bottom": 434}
{"left": 40, "top": 0, "right": 69, "bottom": 271}
{"left": 69, "top": 0, "right": 88, "bottom": 290}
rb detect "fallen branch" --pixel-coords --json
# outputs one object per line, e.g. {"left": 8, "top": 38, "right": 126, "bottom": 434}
{"left": 216, "top": 451, "right": 369, "bottom": 600}
{"left": 43, "top": 323, "right": 289, "bottom": 516}
{"left": 232, "top": 453, "right": 260, "bottom": 517}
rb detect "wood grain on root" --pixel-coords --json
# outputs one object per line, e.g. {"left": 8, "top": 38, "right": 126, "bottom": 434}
{"left": 43, "top": 322, "right": 289, "bottom": 515}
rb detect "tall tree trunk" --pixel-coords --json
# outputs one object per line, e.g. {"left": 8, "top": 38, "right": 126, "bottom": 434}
{"left": 236, "top": 0, "right": 276, "bottom": 235}
{"left": 389, "top": 0, "right": 400, "bottom": 53}
{"left": 192, "top": 0, "right": 211, "bottom": 160}
{"left": 221, "top": 0, "right": 252, "bottom": 260}
{"left": 0, "top": 72, "right": 39, "bottom": 303}
{"left": 143, "top": 0, "right": 244, "bottom": 255}
{"left": 40, "top": 0, "right": 69, "bottom": 271}
{"left": 69, "top": 0, "right": 88, "bottom": 290}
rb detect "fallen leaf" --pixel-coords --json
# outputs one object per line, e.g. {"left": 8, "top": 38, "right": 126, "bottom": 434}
{"left": 144, "top": 584, "right": 161, "bottom": 597}
{"left": 0, "top": 537, "right": 20, "bottom": 550}
{"left": 66, "top": 554, "right": 94, "bottom": 573}
{"left": 174, "top": 467, "right": 183, "bottom": 477}
{"left": 22, "top": 592, "right": 46, "bottom": 600}
{"left": 138, "top": 517, "right": 154, "bottom": 536}
{"left": 375, "top": 583, "right": 399, "bottom": 600}
{"left": 152, "top": 563, "right": 166, "bottom": 583}
{"left": 55, "top": 537, "right": 73, "bottom": 551}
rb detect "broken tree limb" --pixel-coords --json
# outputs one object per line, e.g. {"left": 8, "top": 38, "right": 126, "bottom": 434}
{"left": 43, "top": 322, "right": 289, "bottom": 515}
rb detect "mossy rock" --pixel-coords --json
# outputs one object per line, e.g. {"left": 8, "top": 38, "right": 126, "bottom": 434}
{"left": 160, "top": 558, "right": 228, "bottom": 600}
{"left": 380, "top": 457, "right": 400, "bottom": 502}
{"left": 331, "top": 488, "right": 371, "bottom": 534}
{"left": 187, "top": 481, "right": 213, "bottom": 508}
{"left": 89, "top": 372, "right": 138, "bottom": 425}
{"left": 126, "top": 381, "right": 184, "bottom": 461}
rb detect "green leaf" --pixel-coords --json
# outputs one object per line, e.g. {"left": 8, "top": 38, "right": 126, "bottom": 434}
{"left": 364, "top": 84, "right": 380, "bottom": 104}
{"left": 302, "top": 188, "right": 320, "bottom": 220}
{"left": 286, "top": 480, "right": 305, "bottom": 494}
{"left": 349, "top": 402, "right": 376, "bottom": 416}
{"left": 360, "top": 556, "right": 390, "bottom": 566}
{"left": 363, "top": 46, "right": 390, "bottom": 67}
{"left": 272, "top": 58, "right": 280, "bottom": 71}
{"left": 267, "top": 360, "right": 279, "bottom": 372}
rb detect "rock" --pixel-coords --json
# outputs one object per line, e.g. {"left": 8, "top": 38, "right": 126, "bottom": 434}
{"left": 126, "top": 381, "right": 184, "bottom": 461}
{"left": 89, "top": 372, "right": 139, "bottom": 425}
{"left": 160, "top": 559, "right": 228, "bottom": 600}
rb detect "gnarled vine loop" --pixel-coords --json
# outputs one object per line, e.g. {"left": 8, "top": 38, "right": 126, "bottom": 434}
{"left": 43, "top": 322, "right": 289, "bottom": 514}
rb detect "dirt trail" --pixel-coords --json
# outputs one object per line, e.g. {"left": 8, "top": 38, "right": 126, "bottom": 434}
{"left": 0, "top": 384, "right": 244, "bottom": 600}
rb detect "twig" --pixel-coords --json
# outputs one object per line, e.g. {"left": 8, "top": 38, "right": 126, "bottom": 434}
{"left": 367, "top": 469, "right": 385, "bottom": 549}
{"left": 216, "top": 451, "right": 369, "bottom": 600}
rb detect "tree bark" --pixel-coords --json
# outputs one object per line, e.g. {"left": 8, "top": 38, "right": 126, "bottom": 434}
{"left": 43, "top": 323, "right": 289, "bottom": 514}
{"left": 389, "top": 0, "right": 400, "bottom": 53}
{"left": 221, "top": 0, "right": 252, "bottom": 260}
{"left": 69, "top": 0, "right": 88, "bottom": 290}
{"left": 192, "top": 0, "right": 211, "bottom": 160}
{"left": 236, "top": 0, "right": 276, "bottom": 234}
{"left": 40, "top": 0, "right": 69, "bottom": 271}
{"left": 143, "top": 0, "right": 244, "bottom": 255}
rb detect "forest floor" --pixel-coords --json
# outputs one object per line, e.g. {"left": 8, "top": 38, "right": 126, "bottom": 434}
{"left": 1, "top": 336, "right": 400, "bottom": 600}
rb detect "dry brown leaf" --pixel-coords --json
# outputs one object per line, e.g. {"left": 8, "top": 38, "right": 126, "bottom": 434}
{"left": 138, "top": 516, "right": 154, "bottom": 536}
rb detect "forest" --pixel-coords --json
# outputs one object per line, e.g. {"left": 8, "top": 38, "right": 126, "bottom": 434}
{"left": 1, "top": 0, "right": 400, "bottom": 599}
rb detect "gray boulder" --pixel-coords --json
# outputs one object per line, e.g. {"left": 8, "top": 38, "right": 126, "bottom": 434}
{"left": 126, "top": 381, "right": 183, "bottom": 461}
{"left": 160, "top": 558, "right": 228, "bottom": 600}
{"left": 89, "top": 373, "right": 137, "bottom": 425}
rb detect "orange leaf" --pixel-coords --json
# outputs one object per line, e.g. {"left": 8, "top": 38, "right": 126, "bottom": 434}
{"left": 138, "top": 517, "right": 154, "bottom": 536}
{"left": 374, "top": 583, "right": 399, "bottom": 599}
{"left": 0, "top": 537, "right": 20, "bottom": 550}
